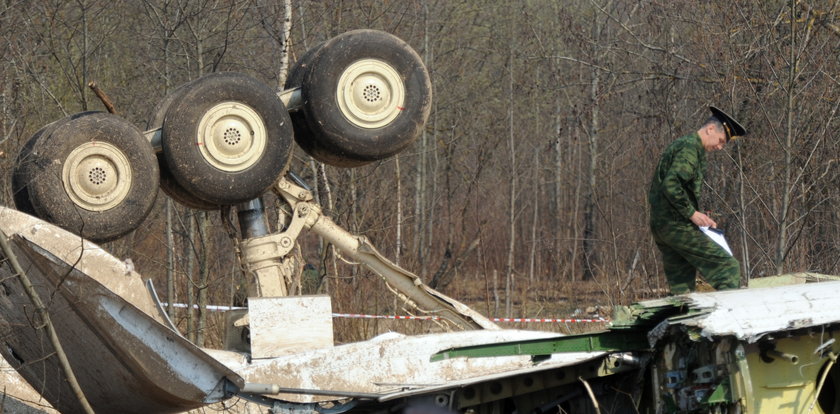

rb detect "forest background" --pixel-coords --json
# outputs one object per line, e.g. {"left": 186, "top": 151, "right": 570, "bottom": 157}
{"left": 0, "top": 0, "right": 838, "bottom": 346}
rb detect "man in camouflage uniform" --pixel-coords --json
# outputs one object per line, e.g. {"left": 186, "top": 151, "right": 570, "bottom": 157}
{"left": 648, "top": 106, "right": 747, "bottom": 294}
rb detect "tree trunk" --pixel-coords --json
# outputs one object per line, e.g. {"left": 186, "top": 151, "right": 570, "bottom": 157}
{"left": 572, "top": 110, "right": 583, "bottom": 282}
{"left": 505, "top": 32, "right": 516, "bottom": 319}
{"left": 186, "top": 211, "right": 196, "bottom": 342}
{"left": 582, "top": 10, "right": 602, "bottom": 281}
{"left": 582, "top": 75, "right": 599, "bottom": 281}
{"left": 775, "top": 0, "right": 797, "bottom": 275}
{"left": 166, "top": 200, "right": 175, "bottom": 318}
{"left": 492, "top": 269, "right": 499, "bottom": 317}
{"left": 318, "top": 162, "right": 336, "bottom": 293}
{"left": 553, "top": 69, "right": 564, "bottom": 280}
{"left": 395, "top": 155, "right": 402, "bottom": 265}
{"left": 196, "top": 211, "right": 208, "bottom": 347}
{"left": 529, "top": 147, "right": 539, "bottom": 283}
{"left": 736, "top": 147, "right": 750, "bottom": 281}
{"left": 161, "top": 15, "right": 176, "bottom": 319}
{"left": 80, "top": 0, "right": 89, "bottom": 110}
{"left": 277, "top": 0, "right": 292, "bottom": 88}
{"left": 425, "top": 101, "right": 441, "bottom": 281}
{"left": 415, "top": 0, "right": 430, "bottom": 278}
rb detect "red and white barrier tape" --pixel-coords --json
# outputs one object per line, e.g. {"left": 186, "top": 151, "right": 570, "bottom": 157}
{"left": 165, "top": 304, "right": 607, "bottom": 323}
{"left": 332, "top": 314, "right": 607, "bottom": 323}
{"left": 167, "top": 303, "right": 245, "bottom": 311}
{"left": 332, "top": 313, "right": 440, "bottom": 321}
{"left": 491, "top": 317, "right": 607, "bottom": 323}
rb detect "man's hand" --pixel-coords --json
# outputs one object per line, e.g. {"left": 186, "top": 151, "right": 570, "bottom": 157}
{"left": 690, "top": 211, "right": 717, "bottom": 228}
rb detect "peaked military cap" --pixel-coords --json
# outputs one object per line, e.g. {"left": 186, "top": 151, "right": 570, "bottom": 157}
{"left": 709, "top": 106, "right": 747, "bottom": 142}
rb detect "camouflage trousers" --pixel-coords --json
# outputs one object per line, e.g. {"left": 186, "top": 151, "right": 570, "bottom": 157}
{"left": 650, "top": 221, "right": 741, "bottom": 294}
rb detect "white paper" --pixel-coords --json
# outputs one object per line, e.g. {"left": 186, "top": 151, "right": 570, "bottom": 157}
{"left": 700, "top": 226, "right": 733, "bottom": 256}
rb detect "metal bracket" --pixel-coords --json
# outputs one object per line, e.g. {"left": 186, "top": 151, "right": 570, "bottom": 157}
{"left": 268, "top": 175, "right": 497, "bottom": 330}
{"left": 234, "top": 179, "right": 319, "bottom": 297}
{"left": 240, "top": 202, "right": 312, "bottom": 265}
{"left": 233, "top": 382, "right": 362, "bottom": 414}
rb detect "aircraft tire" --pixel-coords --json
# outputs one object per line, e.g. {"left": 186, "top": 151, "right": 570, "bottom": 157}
{"left": 24, "top": 112, "right": 159, "bottom": 242}
{"left": 298, "top": 29, "right": 432, "bottom": 167}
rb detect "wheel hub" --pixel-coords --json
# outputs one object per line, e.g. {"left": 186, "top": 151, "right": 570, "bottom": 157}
{"left": 62, "top": 141, "right": 132, "bottom": 211}
{"left": 336, "top": 59, "right": 405, "bottom": 129}
{"left": 197, "top": 102, "right": 267, "bottom": 172}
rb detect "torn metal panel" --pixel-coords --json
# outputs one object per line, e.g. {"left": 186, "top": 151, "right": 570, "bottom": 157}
{"left": 377, "top": 351, "right": 625, "bottom": 403}
{"left": 237, "top": 330, "right": 604, "bottom": 403}
{"left": 0, "top": 357, "right": 58, "bottom": 413}
{"left": 0, "top": 207, "right": 162, "bottom": 319}
{"left": 0, "top": 228, "right": 243, "bottom": 413}
{"left": 7, "top": 200, "right": 840, "bottom": 413}
{"left": 672, "top": 281, "right": 840, "bottom": 342}
{"left": 609, "top": 297, "right": 686, "bottom": 331}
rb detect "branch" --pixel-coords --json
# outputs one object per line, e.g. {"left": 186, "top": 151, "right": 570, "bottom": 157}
{"left": 0, "top": 232, "right": 95, "bottom": 414}
{"left": 87, "top": 81, "right": 117, "bottom": 114}
{"left": 800, "top": 1, "right": 840, "bottom": 39}
{"left": 588, "top": 0, "right": 697, "bottom": 66}
{"left": 1, "top": 118, "right": 16, "bottom": 145}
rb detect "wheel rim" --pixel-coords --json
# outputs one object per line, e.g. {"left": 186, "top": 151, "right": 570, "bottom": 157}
{"left": 61, "top": 141, "right": 132, "bottom": 211}
{"left": 336, "top": 59, "right": 405, "bottom": 129}
{"left": 196, "top": 102, "right": 267, "bottom": 172}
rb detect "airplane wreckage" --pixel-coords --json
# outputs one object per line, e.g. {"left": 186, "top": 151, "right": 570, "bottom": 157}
{"left": 1, "top": 29, "right": 840, "bottom": 414}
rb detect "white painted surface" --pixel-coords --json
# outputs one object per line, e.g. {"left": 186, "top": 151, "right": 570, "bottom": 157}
{"left": 238, "top": 329, "right": 604, "bottom": 403}
{"left": 0, "top": 206, "right": 162, "bottom": 321}
{"left": 249, "top": 296, "right": 334, "bottom": 358}
{"left": 0, "top": 358, "right": 58, "bottom": 413}
{"left": 679, "top": 281, "right": 840, "bottom": 342}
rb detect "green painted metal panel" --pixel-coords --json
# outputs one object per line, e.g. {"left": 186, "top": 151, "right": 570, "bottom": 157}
{"left": 431, "top": 331, "right": 649, "bottom": 362}
{"left": 705, "top": 378, "right": 732, "bottom": 404}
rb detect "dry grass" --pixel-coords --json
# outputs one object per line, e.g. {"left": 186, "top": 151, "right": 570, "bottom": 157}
{"left": 325, "top": 270, "right": 650, "bottom": 343}
{"left": 165, "top": 268, "right": 713, "bottom": 349}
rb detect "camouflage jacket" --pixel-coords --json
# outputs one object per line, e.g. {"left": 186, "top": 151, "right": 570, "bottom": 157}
{"left": 648, "top": 132, "right": 706, "bottom": 225}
